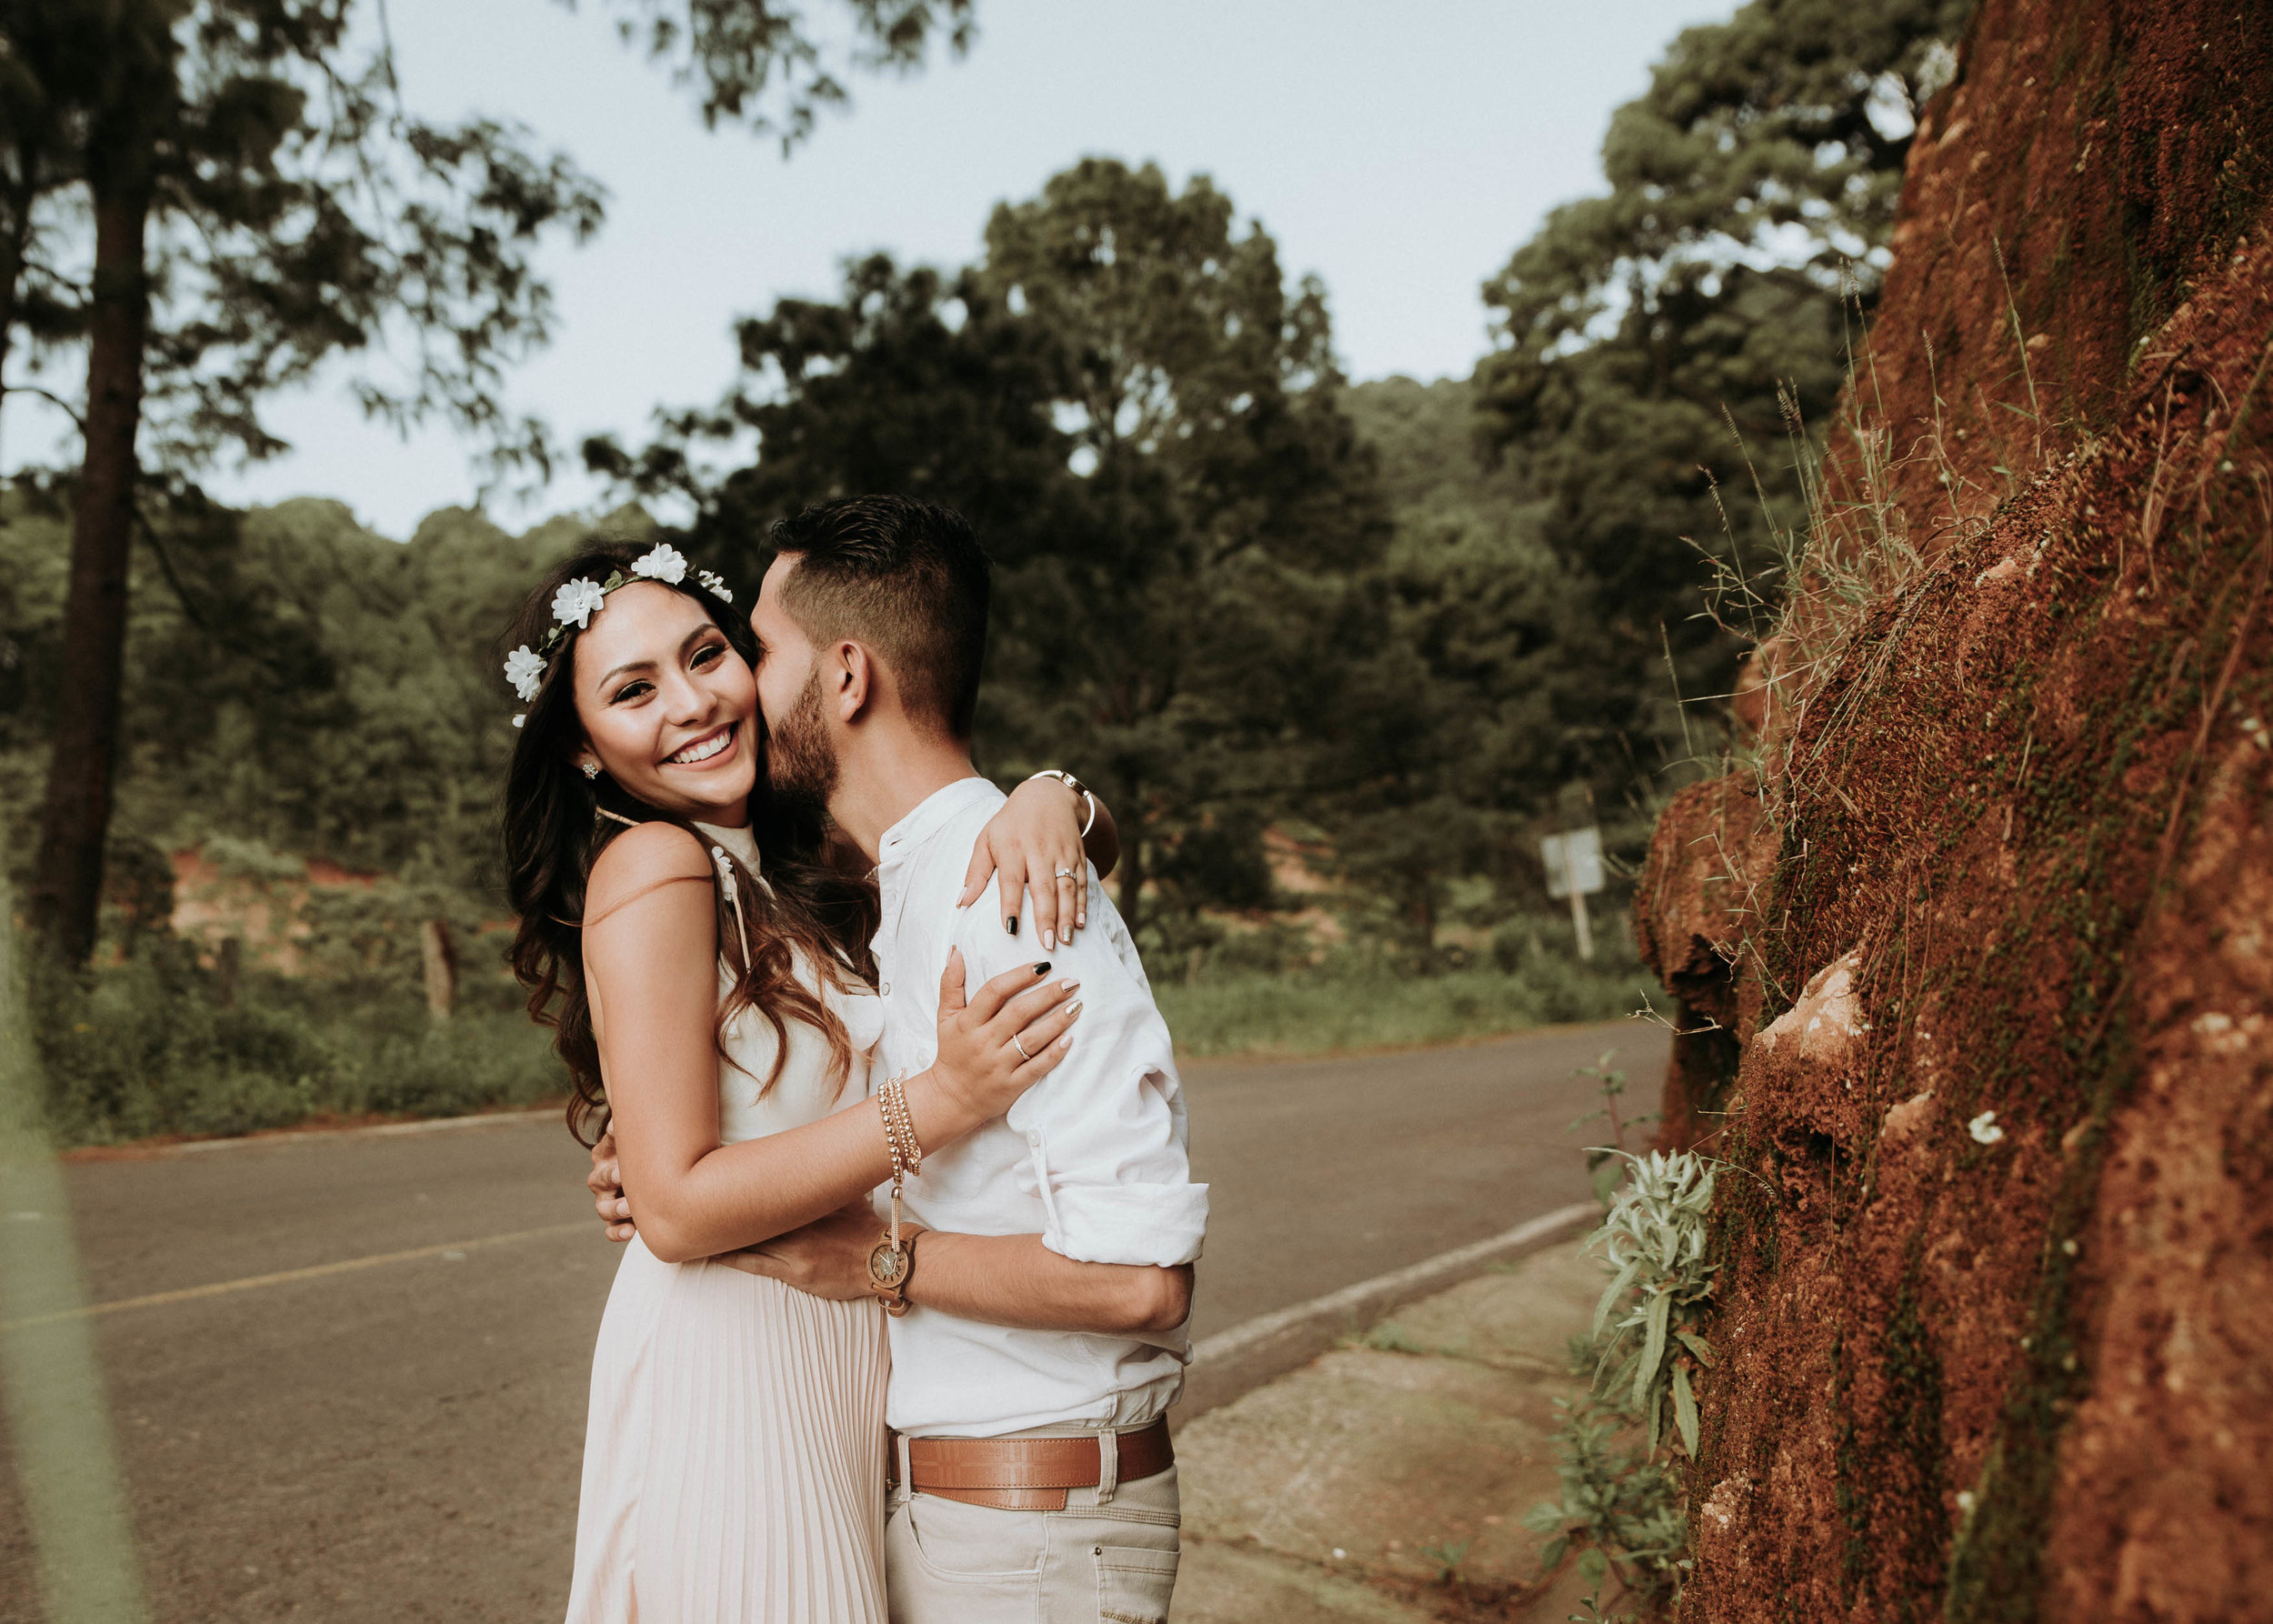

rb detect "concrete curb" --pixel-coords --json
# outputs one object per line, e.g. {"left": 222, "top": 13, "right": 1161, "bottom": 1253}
{"left": 1177, "top": 1200, "right": 1598, "bottom": 1420}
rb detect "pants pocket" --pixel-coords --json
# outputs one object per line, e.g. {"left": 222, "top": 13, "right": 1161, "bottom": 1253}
{"left": 1092, "top": 1541, "right": 1179, "bottom": 1624}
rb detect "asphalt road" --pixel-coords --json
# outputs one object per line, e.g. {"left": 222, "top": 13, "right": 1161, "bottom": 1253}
{"left": 0, "top": 1019, "right": 1662, "bottom": 1624}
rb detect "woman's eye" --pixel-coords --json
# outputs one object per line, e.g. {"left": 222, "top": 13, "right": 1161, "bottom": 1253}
{"left": 691, "top": 643, "right": 726, "bottom": 669}
{"left": 610, "top": 680, "right": 654, "bottom": 705}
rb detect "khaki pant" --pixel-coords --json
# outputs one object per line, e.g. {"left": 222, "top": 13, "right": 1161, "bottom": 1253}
{"left": 885, "top": 1457, "right": 1180, "bottom": 1624}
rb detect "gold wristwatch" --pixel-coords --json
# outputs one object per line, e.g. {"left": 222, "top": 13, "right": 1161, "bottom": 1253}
{"left": 866, "top": 1226, "right": 926, "bottom": 1317}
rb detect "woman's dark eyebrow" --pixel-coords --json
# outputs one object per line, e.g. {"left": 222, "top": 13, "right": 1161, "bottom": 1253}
{"left": 596, "top": 624, "right": 717, "bottom": 691}
{"left": 593, "top": 655, "right": 655, "bottom": 690}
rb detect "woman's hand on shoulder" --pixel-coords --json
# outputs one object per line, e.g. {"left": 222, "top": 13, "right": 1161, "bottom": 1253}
{"left": 925, "top": 947, "right": 1085, "bottom": 1124}
{"left": 960, "top": 776, "right": 1110, "bottom": 952}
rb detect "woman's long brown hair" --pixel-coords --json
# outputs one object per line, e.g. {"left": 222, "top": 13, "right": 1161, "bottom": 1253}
{"left": 498, "top": 542, "right": 880, "bottom": 1146}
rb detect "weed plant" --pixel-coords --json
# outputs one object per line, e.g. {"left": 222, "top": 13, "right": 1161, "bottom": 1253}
{"left": 1527, "top": 1058, "right": 1717, "bottom": 1621}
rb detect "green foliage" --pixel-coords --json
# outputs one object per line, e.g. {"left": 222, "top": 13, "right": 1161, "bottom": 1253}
{"left": 600, "top": 0, "right": 976, "bottom": 145}
{"left": 1417, "top": 1538, "right": 1473, "bottom": 1586}
{"left": 1154, "top": 942, "right": 1645, "bottom": 1059}
{"left": 27, "top": 941, "right": 557, "bottom": 1145}
{"left": 0, "top": 485, "right": 592, "bottom": 888}
{"left": 588, "top": 159, "right": 1397, "bottom": 946}
{"left": 1589, "top": 1150, "right": 1717, "bottom": 1457}
{"left": 1527, "top": 1068, "right": 1720, "bottom": 1620}
{"left": 1526, "top": 1393, "right": 1690, "bottom": 1609}
{"left": 1357, "top": 1320, "right": 1426, "bottom": 1355}
{"left": 1, "top": 0, "right": 976, "bottom": 475}
{"left": 1567, "top": 1049, "right": 1659, "bottom": 1208}
{"left": 1477, "top": 0, "right": 1974, "bottom": 788}
{"left": 0, "top": 2, "right": 609, "bottom": 479}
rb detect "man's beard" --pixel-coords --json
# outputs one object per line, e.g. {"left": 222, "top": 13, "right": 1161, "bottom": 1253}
{"left": 765, "top": 667, "right": 839, "bottom": 821}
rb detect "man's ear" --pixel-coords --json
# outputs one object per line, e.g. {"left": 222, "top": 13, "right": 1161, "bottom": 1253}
{"left": 833, "top": 640, "right": 873, "bottom": 723}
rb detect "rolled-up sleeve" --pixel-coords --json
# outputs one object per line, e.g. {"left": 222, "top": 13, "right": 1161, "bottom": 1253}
{"left": 966, "top": 907, "right": 1209, "bottom": 1268}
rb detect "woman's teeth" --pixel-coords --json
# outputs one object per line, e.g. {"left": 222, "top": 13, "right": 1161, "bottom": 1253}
{"left": 667, "top": 727, "right": 732, "bottom": 765}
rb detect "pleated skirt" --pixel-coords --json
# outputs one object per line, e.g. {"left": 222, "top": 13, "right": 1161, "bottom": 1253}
{"left": 564, "top": 1238, "right": 890, "bottom": 1624}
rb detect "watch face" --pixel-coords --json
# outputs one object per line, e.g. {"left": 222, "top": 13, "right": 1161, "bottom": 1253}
{"left": 867, "top": 1238, "right": 910, "bottom": 1290}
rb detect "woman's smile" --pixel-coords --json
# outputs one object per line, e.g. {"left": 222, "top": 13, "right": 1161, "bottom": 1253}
{"left": 664, "top": 722, "right": 739, "bottom": 769}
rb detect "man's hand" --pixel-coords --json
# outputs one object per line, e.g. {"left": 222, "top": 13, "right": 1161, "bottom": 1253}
{"left": 714, "top": 1200, "right": 881, "bottom": 1300}
{"left": 588, "top": 1130, "right": 636, "bottom": 1243}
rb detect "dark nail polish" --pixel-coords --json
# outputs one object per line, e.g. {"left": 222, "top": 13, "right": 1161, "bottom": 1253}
{"left": 1034, "top": 962, "right": 1050, "bottom": 976}
{"left": 1006, "top": 917, "right": 1019, "bottom": 936}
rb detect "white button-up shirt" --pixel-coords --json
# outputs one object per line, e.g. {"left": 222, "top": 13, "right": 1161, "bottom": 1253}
{"left": 871, "top": 777, "right": 1208, "bottom": 1438}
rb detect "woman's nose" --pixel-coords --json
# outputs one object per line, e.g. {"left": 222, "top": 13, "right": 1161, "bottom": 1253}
{"left": 658, "top": 668, "right": 711, "bottom": 723}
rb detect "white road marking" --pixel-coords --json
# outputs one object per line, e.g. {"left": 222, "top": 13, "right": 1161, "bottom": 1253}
{"left": 1, "top": 1221, "right": 596, "bottom": 1329}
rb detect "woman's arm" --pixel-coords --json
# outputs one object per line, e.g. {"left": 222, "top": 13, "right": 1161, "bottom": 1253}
{"left": 959, "top": 774, "right": 1123, "bottom": 951}
{"left": 584, "top": 825, "right": 1083, "bottom": 1263}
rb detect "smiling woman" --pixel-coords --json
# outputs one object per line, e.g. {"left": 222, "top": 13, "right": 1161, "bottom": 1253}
{"left": 496, "top": 538, "right": 876, "bottom": 1148}
{"left": 567, "top": 581, "right": 759, "bottom": 823}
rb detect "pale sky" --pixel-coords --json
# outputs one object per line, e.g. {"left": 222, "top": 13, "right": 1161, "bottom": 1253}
{"left": 5, "top": 0, "right": 1732, "bottom": 536}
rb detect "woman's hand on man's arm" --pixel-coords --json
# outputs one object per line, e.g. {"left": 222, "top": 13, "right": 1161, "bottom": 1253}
{"left": 960, "top": 774, "right": 1120, "bottom": 952}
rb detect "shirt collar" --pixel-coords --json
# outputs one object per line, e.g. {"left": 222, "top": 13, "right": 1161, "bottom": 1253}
{"left": 876, "top": 775, "right": 1004, "bottom": 869}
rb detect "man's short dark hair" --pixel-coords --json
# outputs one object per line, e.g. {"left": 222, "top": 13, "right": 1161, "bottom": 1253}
{"left": 769, "top": 496, "right": 991, "bottom": 739}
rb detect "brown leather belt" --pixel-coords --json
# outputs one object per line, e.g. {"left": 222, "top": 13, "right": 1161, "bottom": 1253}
{"left": 888, "top": 1417, "right": 1175, "bottom": 1511}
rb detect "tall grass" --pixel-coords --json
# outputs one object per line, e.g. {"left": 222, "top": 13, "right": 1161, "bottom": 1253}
{"left": 1157, "top": 936, "right": 1648, "bottom": 1058}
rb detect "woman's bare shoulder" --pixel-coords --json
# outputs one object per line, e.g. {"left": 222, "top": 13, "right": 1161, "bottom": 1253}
{"left": 586, "top": 821, "right": 713, "bottom": 922}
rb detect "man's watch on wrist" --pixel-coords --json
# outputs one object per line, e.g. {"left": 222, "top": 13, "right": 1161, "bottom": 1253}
{"left": 866, "top": 1226, "right": 926, "bottom": 1317}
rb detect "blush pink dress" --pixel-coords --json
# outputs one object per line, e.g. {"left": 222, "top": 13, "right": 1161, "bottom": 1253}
{"left": 564, "top": 823, "right": 888, "bottom": 1624}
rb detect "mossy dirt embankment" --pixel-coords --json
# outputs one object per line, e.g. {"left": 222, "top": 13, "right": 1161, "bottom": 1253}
{"left": 1633, "top": 1, "right": 2273, "bottom": 1618}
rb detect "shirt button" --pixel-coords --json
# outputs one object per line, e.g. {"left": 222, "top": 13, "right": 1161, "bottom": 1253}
{"left": 1026, "top": 1131, "right": 1040, "bottom": 1148}
{"left": 881, "top": 983, "right": 891, "bottom": 996}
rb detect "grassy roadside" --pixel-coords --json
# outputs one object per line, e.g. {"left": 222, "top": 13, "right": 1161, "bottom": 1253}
{"left": 1157, "top": 955, "right": 1651, "bottom": 1058}
{"left": 35, "top": 945, "right": 1650, "bottom": 1147}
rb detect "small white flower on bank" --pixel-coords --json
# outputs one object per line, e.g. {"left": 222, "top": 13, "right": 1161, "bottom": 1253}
{"left": 552, "top": 577, "right": 606, "bottom": 629}
{"left": 697, "top": 568, "right": 732, "bottom": 602}
{"left": 504, "top": 645, "right": 546, "bottom": 702}
{"left": 633, "top": 543, "right": 688, "bottom": 585}
{"left": 1968, "top": 1110, "right": 2005, "bottom": 1145}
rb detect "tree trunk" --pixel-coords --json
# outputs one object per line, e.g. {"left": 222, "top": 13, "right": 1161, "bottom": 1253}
{"left": 0, "top": 169, "right": 32, "bottom": 437}
{"left": 28, "top": 137, "right": 152, "bottom": 965}
{"left": 419, "top": 918, "right": 457, "bottom": 1024}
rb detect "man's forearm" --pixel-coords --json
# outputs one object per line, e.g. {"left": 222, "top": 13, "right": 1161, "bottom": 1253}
{"left": 908, "top": 1232, "right": 1191, "bottom": 1336}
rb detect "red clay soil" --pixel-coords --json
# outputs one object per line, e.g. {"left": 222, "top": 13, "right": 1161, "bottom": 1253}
{"left": 1631, "top": 2, "right": 2273, "bottom": 1619}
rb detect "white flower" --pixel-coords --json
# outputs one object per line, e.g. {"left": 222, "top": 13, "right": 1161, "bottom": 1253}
{"left": 697, "top": 568, "right": 733, "bottom": 603}
{"left": 1968, "top": 1110, "right": 2005, "bottom": 1145}
{"left": 552, "top": 577, "right": 606, "bottom": 629}
{"left": 504, "top": 645, "right": 546, "bottom": 702}
{"left": 512, "top": 713, "right": 526, "bottom": 729}
{"left": 631, "top": 543, "right": 688, "bottom": 585}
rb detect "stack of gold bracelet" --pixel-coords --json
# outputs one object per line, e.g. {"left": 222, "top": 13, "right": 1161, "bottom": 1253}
{"left": 877, "top": 1073, "right": 923, "bottom": 1182}
{"left": 866, "top": 1075, "right": 924, "bottom": 1316}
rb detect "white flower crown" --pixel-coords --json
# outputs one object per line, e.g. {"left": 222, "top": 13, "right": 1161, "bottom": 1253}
{"left": 505, "top": 543, "right": 735, "bottom": 726}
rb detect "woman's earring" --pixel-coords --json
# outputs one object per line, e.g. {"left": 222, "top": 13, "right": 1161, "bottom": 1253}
{"left": 580, "top": 762, "right": 600, "bottom": 780}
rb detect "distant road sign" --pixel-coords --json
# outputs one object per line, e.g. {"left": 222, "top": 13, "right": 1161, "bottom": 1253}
{"left": 1541, "top": 827, "right": 1605, "bottom": 898}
